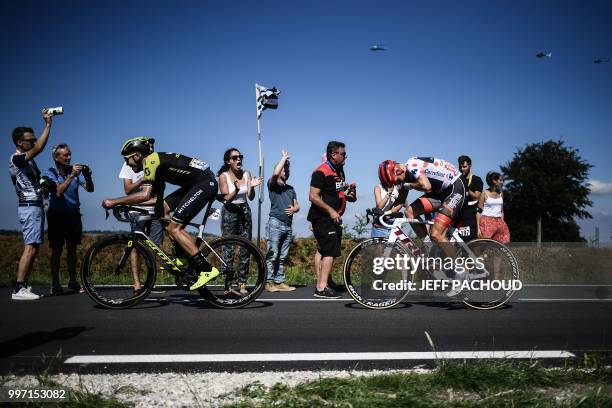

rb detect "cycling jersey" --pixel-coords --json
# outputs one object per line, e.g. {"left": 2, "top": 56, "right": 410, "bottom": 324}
{"left": 142, "top": 152, "right": 211, "bottom": 188}
{"left": 141, "top": 152, "right": 217, "bottom": 224}
{"left": 405, "top": 157, "right": 460, "bottom": 194}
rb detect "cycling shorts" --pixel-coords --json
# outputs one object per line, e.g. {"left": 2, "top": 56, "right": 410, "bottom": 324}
{"left": 164, "top": 171, "right": 218, "bottom": 225}
{"left": 410, "top": 177, "right": 467, "bottom": 229}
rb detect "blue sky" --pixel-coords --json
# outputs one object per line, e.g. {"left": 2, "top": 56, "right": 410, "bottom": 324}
{"left": 2, "top": 0, "right": 611, "bottom": 241}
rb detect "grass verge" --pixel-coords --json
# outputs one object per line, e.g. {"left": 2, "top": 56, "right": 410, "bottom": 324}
{"left": 227, "top": 360, "right": 612, "bottom": 407}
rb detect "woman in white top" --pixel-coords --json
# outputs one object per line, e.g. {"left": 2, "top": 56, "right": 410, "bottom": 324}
{"left": 477, "top": 172, "right": 510, "bottom": 243}
{"left": 371, "top": 184, "right": 408, "bottom": 238}
{"left": 217, "top": 148, "right": 263, "bottom": 293}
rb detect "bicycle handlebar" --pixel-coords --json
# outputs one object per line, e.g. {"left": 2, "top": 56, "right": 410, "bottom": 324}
{"left": 105, "top": 206, "right": 152, "bottom": 223}
{"left": 366, "top": 208, "right": 433, "bottom": 229}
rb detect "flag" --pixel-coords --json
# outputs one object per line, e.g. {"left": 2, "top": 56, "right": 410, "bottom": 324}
{"left": 256, "top": 84, "right": 280, "bottom": 119}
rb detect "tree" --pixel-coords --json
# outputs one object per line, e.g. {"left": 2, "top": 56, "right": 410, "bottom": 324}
{"left": 352, "top": 213, "right": 369, "bottom": 239}
{"left": 501, "top": 140, "right": 592, "bottom": 242}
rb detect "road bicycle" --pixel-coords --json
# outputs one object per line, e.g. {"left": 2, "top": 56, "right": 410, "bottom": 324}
{"left": 80, "top": 198, "right": 266, "bottom": 309}
{"left": 343, "top": 208, "right": 519, "bottom": 310}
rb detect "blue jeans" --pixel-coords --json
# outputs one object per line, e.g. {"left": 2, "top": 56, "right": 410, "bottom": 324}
{"left": 371, "top": 225, "right": 391, "bottom": 238}
{"left": 265, "top": 217, "right": 292, "bottom": 283}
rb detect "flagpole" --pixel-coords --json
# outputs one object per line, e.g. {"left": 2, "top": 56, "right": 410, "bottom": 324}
{"left": 257, "top": 116, "right": 263, "bottom": 248}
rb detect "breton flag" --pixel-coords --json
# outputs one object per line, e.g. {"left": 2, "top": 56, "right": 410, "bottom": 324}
{"left": 256, "top": 84, "right": 280, "bottom": 119}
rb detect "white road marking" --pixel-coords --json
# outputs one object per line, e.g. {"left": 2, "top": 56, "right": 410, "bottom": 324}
{"left": 64, "top": 350, "right": 575, "bottom": 364}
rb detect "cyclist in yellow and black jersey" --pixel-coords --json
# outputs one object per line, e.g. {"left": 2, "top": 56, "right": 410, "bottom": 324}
{"left": 102, "top": 137, "right": 219, "bottom": 290}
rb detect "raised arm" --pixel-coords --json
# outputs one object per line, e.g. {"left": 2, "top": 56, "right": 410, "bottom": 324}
{"left": 24, "top": 110, "right": 53, "bottom": 161}
{"left": 269, "top": 150, "right": 290, "bottom": 187}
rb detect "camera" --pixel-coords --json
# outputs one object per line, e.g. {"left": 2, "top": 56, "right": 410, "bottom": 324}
{"left": 44, "top": 106, "right": 64, "bottom": 116}
{"left": 80, "top": 165, "right": 92, "bottom": 177}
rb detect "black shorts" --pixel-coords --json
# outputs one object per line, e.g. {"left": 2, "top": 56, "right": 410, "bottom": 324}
{"left": 165, "top": 172, "right": 218, "bottom": 225}
{"left": 47, "top": 212, "right": 82, "bottom": 248}
{"left": 410, "top": 177, "right": 467, "bottom": 228}
{"left": 312, "top": 218, "right": 343, "bottom": 258}
{"left": 457, "top": 206, "right": 478, "bottom": 242}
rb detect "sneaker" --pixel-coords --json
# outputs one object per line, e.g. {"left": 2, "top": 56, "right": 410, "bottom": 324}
{"left": 275, "top": 283, "right": 296, "bottom": 292}
{"left": 238, "top": 283, "right": 249, "bottom": 295}
{"left": 12, "top": 286, "right": 41, "bottom": 300}
{"left": 49, "top": 285, "right": 64, "bottom": 296}
{"left": 314, "top": 287, "right": 341, "bottom": 299}
{"left": 265, "top": 282, "right": 279, "bottom": 292}
{"left": 446, "top": 272, "right": 466, "bottom": 297}
{"left": 189, "top": 267, "right": 220, "bottom": 291}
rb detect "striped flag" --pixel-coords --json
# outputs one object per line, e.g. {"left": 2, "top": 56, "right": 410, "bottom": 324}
{"left": 256, "top": 84, "right": 280, "bottom": 119}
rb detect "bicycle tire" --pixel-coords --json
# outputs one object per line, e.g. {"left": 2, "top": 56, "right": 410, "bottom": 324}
{"left": 197, "top": 236, "right": 266, "bottom": 309}
{"left": 459, "top": 239, "right": 519, "bottom": 310}
{"left": 81, "top": 234, "right": 157, "bottom": 309}
{"left": 343, "top": 238, "right": 413, "bottom": 309}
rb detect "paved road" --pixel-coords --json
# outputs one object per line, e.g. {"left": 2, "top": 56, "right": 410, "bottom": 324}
{"left": 1, "top": 285, "right": 610, "bottom": 374}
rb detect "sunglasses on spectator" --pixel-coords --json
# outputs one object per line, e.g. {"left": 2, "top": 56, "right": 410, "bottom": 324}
{"left": 230, "top": 155, "right": 244, "bottom": 161}
{"left": 21, "top": 138, "right": 37, "bottom": 144}
{"left": 332, "top": 151, "right": 347, "bottom": 158}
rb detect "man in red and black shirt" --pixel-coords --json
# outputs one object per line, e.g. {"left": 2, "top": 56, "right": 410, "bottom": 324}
{"left": 307, "top": 141, "right": 356, "bottom": 299}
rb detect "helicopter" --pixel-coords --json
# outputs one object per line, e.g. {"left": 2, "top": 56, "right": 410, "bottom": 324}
{"left": 536, "top": 52, "right": 552, "bottom": 58}
{"left": 594, "top": 58, "right": 610, "bottom": 64}
{"left": 369, "top": 44, "right": 386, "bottom": 51}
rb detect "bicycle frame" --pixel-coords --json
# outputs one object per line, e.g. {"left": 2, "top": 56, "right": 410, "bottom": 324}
{"left": 116, "top": 198, "right": 229, "bottom": 274}
{"left": 376, "top": 212, "right": 488, "bottom": 279}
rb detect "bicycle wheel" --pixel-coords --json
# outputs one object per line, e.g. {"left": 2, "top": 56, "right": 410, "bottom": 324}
{"left": 197, "top": 236, "right": 266, "bottom": 309}
{"left": 81, "top": 235, "right": 156, "bottom": 309}
{"left": 343, "top": 238, "right": 413, "bottom": 309}
{"left": 459, "top": 239, "right": 519, "bottom": 310}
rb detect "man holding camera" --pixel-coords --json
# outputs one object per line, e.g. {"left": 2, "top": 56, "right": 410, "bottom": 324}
{"left": 8, "top": 110, "right": 54, "bottom": 300}
{"left": 43, "top": 143, "right": 94, "bottom": 294}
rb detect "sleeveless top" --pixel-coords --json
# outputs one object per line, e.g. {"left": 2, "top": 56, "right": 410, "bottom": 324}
{"left": 378, "top": 184, "right": 400, "bottom": 213}
{"left": 223, "top": 171, "right": 249, "bottom": 204}
{"left": 482, "top": 191, "right": 503, "bottom": 217}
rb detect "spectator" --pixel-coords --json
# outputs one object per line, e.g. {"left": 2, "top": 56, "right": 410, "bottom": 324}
{"left": 457, "top": 155, "right": 483, "bottom": 242}
{"left": 44, "top": 143, "right": 94, "bottom": 294}
{"left": 118, "top": 137, "right": 164, "bottom": 294}
{"left": 218, "top": 148, "right": 263, "bottom": 294}
{"left": 8, "top": 110, "right": 53, "bottom": 300}
{"left": 477, "top": 172, "right": 510, "bottom": 243}
{"left": 372, "top": 182, "right": 408, "bottom": 238}
{"left": 307, "top": 141, "right": 356, "bottom": 299}
{"left": 265, "top": 150, "right": 299, "bottom": 292}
